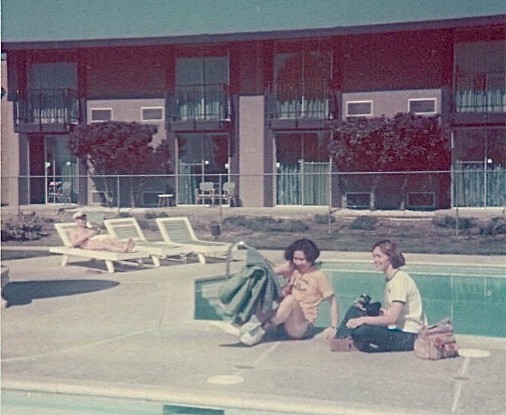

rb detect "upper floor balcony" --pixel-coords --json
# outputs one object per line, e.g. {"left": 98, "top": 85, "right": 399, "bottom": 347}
{"left": 455, "top": 72, "right": 505, "bottom": 113}
{"left": 13, "top": 88, "right": 81, "bottom": 133}
{"left": 452, "top": 71, "right": 505, "bottom": 125}
{"left": 266, "top": 78, "right": 339, "bottom": 129}
{"left": 166, "top": 83, "right": 231, "bottom": 131}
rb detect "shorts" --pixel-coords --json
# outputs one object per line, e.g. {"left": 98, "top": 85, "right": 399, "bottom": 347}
{"left": 277, "top": 322, "right": 315, "bottom": 340}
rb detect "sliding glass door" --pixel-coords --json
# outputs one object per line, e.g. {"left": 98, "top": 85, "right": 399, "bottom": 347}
{"left": 453, "top": 128, "right": 506, "bottom": 207}
{"left": 276, "top": 132, "right": 330, "bottom": 205}
{"left": 177, "top": 133, "right": 230, "bottom": 204}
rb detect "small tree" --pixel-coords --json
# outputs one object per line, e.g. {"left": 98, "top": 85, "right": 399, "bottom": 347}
{"left": 69, "top": 121, "right": 171, "bottom": 207}
{"left": 328, "top": 113, "right": 450, "bottom": 209}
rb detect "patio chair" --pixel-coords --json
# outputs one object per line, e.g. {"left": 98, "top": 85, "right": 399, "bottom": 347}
{"left": 155, "top": 217, "right": 232, "bottom": 263}
{"left": 49, "top": 222, "right": 151, "bottom": 273}
{"left": 195, "top": 181, "right": 216, "bottom": 205}
{"left": 60, "top": 181, "right": 72, "bottom": 204}
{"left": 103, "top": 217, "right": 191, "bottom": 264}
{"left": 221, "top": 181, "right": 236, "bottom": 206}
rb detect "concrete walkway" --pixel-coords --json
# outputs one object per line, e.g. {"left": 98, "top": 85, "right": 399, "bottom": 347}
{"left": 1, "top": 250, "right": 505, "bottom": 415}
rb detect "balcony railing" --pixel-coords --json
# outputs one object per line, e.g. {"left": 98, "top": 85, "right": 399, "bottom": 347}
{"left": 455, "top": 72, "right": 505, "bottom": 113}
{"left": 14, "top": 88, "right": 80, "bottom": 130}
{"left": 270, "top": 79, "right": 334, "bottom": 120}
{"left": 167, "top": 83, "right": 230, "bottom": 122}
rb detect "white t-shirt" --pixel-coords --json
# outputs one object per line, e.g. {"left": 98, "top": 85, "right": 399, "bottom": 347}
{"left": 384, "top": 269, "right": 424, "bottom": 333}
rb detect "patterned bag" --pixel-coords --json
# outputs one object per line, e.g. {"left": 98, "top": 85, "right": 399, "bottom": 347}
{"left": 414, "top": 318, "right": 459, "bottom": 360}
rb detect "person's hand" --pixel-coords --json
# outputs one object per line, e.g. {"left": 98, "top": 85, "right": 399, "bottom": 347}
{"left": 281, "top": 283, "right": 292, "bottom": 297}
{"left": 85, "top": 228, "right": 98, "bottom": 238}
{"left": 346, "top": 317, "right": 364, "bottom": 329}
{"left": 322, "top": 326, "right": 337, "bottom": 340}
{"left": 275, "top": 262, "right": 294, "bottom": 277}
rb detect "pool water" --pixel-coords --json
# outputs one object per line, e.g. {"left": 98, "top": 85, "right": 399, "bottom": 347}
{"left": 195, "top": 262, "right": 506, "bottom": 338}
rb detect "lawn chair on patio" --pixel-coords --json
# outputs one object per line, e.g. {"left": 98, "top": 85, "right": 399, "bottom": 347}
{"left": 155, "top": 217, "right": 232, "bottom": 264}
{"left": 221, "top": 181, "right": 237, "bottom": 206}
{"left": 49, "top": 222, "right": 151, "bottom": 273}
{"left": 195, "top": 181, "right": 216, "bottom": 205}
{"left": 104, "top": 217, "right": 191, "bottom": 265}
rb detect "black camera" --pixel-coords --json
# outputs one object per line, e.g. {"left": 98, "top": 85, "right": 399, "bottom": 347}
{"left": 354, "top": 294, "right": 371, "bottom": 310}
{"left": 354, "top": 293, "right": 381, "bottom": 316}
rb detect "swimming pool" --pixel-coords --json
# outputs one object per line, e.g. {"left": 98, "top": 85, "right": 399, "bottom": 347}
{"left": 195, "top": 261, "right": 506, "bottom": 338}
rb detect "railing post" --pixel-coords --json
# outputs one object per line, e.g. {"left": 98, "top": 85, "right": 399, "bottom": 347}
{"left": 116, "top": 175, "right": 120, "bottom": 214}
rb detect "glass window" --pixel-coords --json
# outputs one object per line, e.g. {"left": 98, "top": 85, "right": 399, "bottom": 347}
{"left": 453, "top": 128, "right": 506, "bottom": 207}
{"left": 276, "top": 133, "right": 330, "bottom": 205}
{"left": 141, "top": 107, "right": 164, "bottom": 121}
{"left": 409, "top": 98, "right": 436, "bottom": 114}
{"left": 346, "top": 101, "right": 372, "bottom": 116}
{"left": 90, "top": 108, "right": 112, "bottom": 122}
{"left": 455, "top": 40, "right": 505, "bottom": 112}
{"left": 25, "top": 63, "right": 78, "bottom": 125}
{"left": 29, "top": 62, "right": 77, "bottom": 90}
{"left": 274, "top": 42, "right": 332, "bottom": 119}
{"left": 177, "top": 133, "right": 229, "bottom": 204}
{"left": 175, "top": 51, "right": 229, "bottom": 121}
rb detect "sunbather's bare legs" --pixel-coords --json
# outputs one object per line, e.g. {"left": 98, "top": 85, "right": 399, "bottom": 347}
{"left": 83, "top": 237, "right": 135, "bottom": 253}
{"left": 265, "top": 294, "right": 310, "bottom": 339}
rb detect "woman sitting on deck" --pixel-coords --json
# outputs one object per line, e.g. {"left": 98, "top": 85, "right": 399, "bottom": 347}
{"left": 332, "top": 239, "right": 425, "bottom": 353}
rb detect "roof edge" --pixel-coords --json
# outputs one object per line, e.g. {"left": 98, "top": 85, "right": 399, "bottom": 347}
{"left": 2, "top": 14, "right": 505, "bottom": 52}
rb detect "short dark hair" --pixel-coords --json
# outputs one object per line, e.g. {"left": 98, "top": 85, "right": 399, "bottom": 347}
{"left": 284, "top": 238, "right": 320, "bottom": 264}
{"left": 372, "top": 239, "right": 405, "bottom": 268}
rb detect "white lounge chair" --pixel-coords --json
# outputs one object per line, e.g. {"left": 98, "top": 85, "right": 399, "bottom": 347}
{"left": 103, "top": 217, "right": 191, "bottom": 264}
{"left": 155, "top": 216, "right": 232, "bottom": 263}
{"left": 49, "top": 222, "right": 151, "bottom": 273}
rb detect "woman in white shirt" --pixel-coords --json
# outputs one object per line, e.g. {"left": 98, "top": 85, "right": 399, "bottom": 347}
{"left": 345, "top": 239, "right": 425, "bottom": 352}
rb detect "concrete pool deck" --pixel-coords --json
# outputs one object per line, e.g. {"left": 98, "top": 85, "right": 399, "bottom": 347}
{"left": 1, "top": 250, "right": 505, "bottom": 415}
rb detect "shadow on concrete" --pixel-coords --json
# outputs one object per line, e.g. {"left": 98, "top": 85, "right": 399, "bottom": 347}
{"left": 2, "top": 279, "right": 119, "bottom": 306}
{"left": 218, "top": 326, "right": 326, "bottom": 347}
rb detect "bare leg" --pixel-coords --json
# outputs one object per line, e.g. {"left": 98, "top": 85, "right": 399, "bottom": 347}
{"left": 267, "top": 295, "right": 310, "bottom": 339}
{"left": 86, "top": 238, "right": 134, "bottom": 253}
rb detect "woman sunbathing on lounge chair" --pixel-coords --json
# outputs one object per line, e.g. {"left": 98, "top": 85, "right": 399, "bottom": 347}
{"left": 70, "top": 211, "right": 135, "bottom": 253}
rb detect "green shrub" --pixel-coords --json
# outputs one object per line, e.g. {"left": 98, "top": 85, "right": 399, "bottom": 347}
{"left": 222, "top": 215, "right": 250, "bottom": 227}
{"left": 432, "top": 215, "right": 455, "bottom": 228}
{"left": 117, "top": 212, "right": 132, "bottom": 218}
{"left": 481, "top": 216, "right": 506, "bottom": 236}
{"left": 144, "top": 210, "right": 168, "bottom": 219}
{"left": 278, "top": 219, "right": 308, "bottom": 232}
{"left": 349, "top": 215, "right": 377, "bottom": 230}
{"left": 1, "top": 214, "right": 44, "bottom": 241}
{"left": 433, "top": 215, "right": 477, "bottom": 231}
{"left": 249, "top": 216, "right": 282, "bottom": 231}
{"left": 223, "top": 215, "right": 308, "bottom": 232}
{"left": 314, "top": 214, "right": 335, "bottom": 224}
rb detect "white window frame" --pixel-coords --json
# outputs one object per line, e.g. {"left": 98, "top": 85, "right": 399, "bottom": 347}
{"left": 90, "top": 108, "right": 113, "bottom": 123}
{"left": 346, "top": 100, "right": 373, "bottom": 117}
{"left": 345, "top": 192, "right": 372, "bottom": 209}
{"left": 408, "top": 98, "right": 437, "bottom": 115}
{"left": 141, "top": 106, "right": 165, "bottom": 122}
